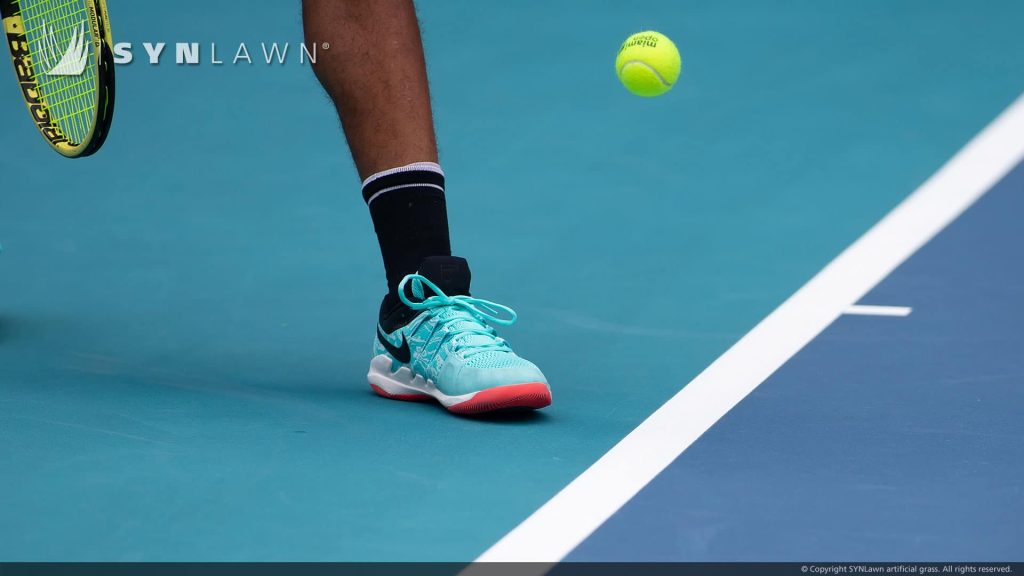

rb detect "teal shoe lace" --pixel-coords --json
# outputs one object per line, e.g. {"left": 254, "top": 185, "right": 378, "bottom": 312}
{"left": 397, "top": 273, "right": 518, "bottom": 359}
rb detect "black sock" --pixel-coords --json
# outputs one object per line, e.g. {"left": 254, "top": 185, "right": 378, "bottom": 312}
{"left": 363, "top": 162, "right": 452, "bottom": 295}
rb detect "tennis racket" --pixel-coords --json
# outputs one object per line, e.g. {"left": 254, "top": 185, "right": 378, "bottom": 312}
{"left": 1, "top": 0, "right": 114, "bottom": 158}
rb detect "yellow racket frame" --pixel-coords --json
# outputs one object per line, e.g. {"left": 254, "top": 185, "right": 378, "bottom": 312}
{"left": 1, "top": 0, "right": 115, "bottom": 158}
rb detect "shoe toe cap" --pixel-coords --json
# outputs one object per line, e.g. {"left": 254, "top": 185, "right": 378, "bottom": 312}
{"left": 443, "top": 358, "right": 548, "bottom": 396}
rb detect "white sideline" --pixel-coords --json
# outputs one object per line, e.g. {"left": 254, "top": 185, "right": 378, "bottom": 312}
{"left": 472, "top": 93, "right": 1024, "bottom": 566}
{"left": 843, "top": 305, "right": 913, "bottom": 317}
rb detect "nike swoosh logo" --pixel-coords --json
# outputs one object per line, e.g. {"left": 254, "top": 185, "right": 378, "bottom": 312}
{"left": 377, "top": 327, "right": 411, "bottom": 364}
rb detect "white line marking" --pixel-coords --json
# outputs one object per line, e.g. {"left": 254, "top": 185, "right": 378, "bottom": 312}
{"left": 473, "top": 93, "right": 1024, "bottom": 565}
{"left": 843, "top": 305, "right": 913, "bottom": 317}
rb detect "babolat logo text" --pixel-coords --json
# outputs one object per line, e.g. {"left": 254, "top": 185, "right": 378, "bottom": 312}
{"left": 110, "top": 42, "right": 320, "bottom": 66}
{"left": 7, "top": 31, "right": 68, "bottom": 145}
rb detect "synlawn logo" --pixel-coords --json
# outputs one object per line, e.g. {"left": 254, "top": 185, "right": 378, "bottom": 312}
{"left": 111, "top": 42, "right": 321, "bottom": 66}
{"left": 39, "top": 20, "right": 90, "bottom": 76}
{"left": 33, "top": 21, "right": 321, "bottom": 74}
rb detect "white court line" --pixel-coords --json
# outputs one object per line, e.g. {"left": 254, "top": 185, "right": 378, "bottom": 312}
{"left": 473, "top": 93, "right": 1024, "bottom": 566}
{"left": 844, "top": 305, "right": 913, "bottom": 317}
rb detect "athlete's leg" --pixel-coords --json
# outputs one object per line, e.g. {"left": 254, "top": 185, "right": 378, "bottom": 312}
{"left": 303, "top": 0, "right": 436, "bottom": 180}
{"left": 303, "top": 0, "right": 551, "bottom": 413}
{"left": 304, "top": 0, "right": 450, "bottom": 295}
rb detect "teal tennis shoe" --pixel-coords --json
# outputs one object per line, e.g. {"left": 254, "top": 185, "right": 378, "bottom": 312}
{"left": 367, "top": 256, "right": 551, "bottom": 415}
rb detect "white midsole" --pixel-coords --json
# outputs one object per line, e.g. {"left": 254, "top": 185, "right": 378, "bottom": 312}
{"left": 367, "top": 355, "right": 478, "bottom": 408}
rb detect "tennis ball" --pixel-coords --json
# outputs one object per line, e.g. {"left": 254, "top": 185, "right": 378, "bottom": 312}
{"left": 615, "top": 31, "right": 681, "bottom": 97}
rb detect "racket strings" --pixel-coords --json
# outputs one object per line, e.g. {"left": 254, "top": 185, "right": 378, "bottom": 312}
{"left": 18, "top": 0, "right": 97, "bottom": 145}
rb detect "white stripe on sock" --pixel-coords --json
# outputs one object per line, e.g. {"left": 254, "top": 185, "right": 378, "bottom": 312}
{"left": 366, "top": 183, "right": 445, "bottom": 206}
{"left": 361, "top": 162, "right": 445, "bottom": 188}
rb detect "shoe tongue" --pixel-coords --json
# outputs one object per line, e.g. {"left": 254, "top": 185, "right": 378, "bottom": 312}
{"left": 432, "top": 298, "right": 498, "bottom": 350}
{"left": 417, "top": 256, "right": 471, "bottom": 297}
{"left": 415, "top": 258, "right": 503, "bottom": 351}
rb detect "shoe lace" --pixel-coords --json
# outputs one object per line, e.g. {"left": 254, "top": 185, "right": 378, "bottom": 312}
{"left": 397, "top": 273, "right": 517, "bottom": 358}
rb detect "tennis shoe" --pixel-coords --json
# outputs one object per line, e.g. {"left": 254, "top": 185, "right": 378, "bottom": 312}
{"left": 367, "top": 256, "right": 551, "bottom": 415}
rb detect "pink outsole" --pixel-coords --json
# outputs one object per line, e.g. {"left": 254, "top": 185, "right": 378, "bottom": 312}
{"left": 370, "top": 382, "right": 552, "bottom": 414}
{"left": 447, "top": 383, "right": 552, "bottom": 415}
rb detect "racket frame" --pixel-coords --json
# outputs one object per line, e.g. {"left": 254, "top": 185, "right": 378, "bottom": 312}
{"left": 1, "top": 0, "right": 115, "bottom": 158}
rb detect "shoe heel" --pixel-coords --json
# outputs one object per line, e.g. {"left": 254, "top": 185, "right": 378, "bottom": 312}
{"left": 367, "top": 355, "right": 433, "bottom": 403}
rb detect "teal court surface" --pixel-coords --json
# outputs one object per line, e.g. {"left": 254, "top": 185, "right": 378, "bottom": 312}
{"left": 2, "top": 0, "right": 1023, "bottom": 565}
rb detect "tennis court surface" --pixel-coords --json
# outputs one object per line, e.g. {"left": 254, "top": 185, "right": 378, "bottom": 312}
{"left": 1, "top": 0, "right": 1022, "bottom": 571}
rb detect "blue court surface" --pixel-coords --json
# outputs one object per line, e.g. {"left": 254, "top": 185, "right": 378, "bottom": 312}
{"left": 568, "top": 159, "right": 1024, "bottom": 563}
{"left": 2, "top": 0, "right": 1024, "bottom": 567}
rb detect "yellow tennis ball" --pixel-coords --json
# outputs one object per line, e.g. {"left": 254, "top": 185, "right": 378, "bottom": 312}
{"left": 615, "top": 31, "right": 681, "bottom": 97}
